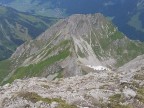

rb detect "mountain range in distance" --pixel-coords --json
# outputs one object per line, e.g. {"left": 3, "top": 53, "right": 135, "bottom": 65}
{"left": 0, "top": 5, "right": 58, "bottom": 60}
{"left": 1, "top": 0, "right": 144, "bottom": 41}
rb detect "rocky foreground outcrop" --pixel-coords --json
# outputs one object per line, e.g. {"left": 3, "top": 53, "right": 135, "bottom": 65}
{"left": 0, "top": 61, "right": 144, "bottom": 108}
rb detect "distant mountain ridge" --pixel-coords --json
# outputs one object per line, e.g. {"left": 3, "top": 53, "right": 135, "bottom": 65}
{"left": 0, "top": 5, "right": 58, "bottom": 60}
{"left": 1, "top": 0, "right": 144, "bottom": 41}
{"left": 0, "top": 13, "right": 144, "bottom": 85}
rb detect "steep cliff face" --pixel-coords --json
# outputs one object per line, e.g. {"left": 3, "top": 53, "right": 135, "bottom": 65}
{"left": 1, "top": 13, "right": 144, "bottom": 84}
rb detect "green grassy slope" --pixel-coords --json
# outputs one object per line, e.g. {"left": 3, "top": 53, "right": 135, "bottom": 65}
{"left": 1, "top": 39, "right": 71, "bottom": 84}
{"left": 0, "top": 60, "right": 12, "bottom": 83}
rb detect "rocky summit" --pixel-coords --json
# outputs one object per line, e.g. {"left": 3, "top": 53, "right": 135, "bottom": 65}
{"left": 0, "top": 13, "right": 144, "bottom": 108}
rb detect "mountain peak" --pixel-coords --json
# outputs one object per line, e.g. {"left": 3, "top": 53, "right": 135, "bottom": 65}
{"left": 1, "top": 13, "right": 144, "bottom": 85}
{"left": 66, "top": 13, "right": 106, "bottom": 34}
{"left": 37, "top": 13, "right": 109, "bottom": 42}
{"left": 67, "top": 13, "right": 104, "bottom": 20}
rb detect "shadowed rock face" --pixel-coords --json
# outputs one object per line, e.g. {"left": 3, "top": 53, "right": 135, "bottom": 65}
{"left": 0, "top": 13, "right": 144, "bottom": 85}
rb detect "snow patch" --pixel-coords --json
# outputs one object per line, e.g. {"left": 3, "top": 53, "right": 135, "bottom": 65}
{"left": 86, "top": 65, "right": 110, "bottom": 71}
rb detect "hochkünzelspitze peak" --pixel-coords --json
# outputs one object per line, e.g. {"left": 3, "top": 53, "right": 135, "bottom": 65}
{"left": 37, "top": 13, "right": 109, "bottom": 41}
{"left": 1, "top": 13, "right": 144, "bottom": 85}
{"left": 65, "top": 13, "right": 107, "bottom": 35}
{"left": 11, "top": 13, "right": 110, "bottom": 59}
